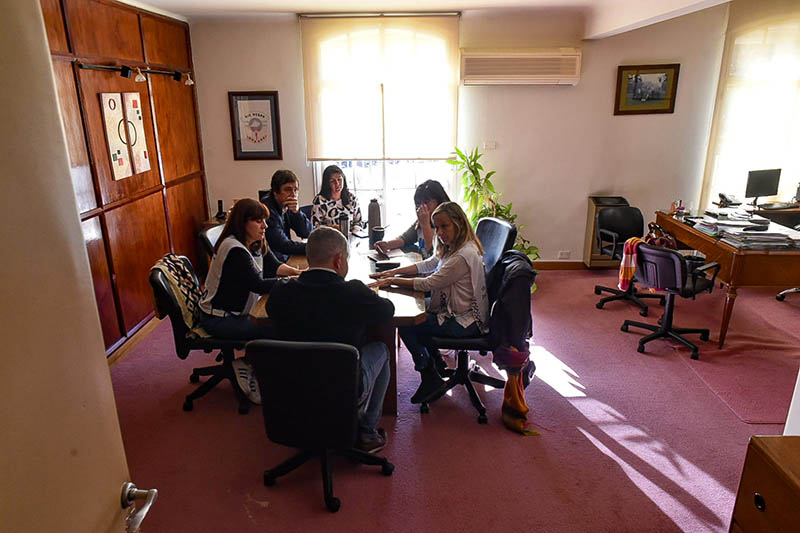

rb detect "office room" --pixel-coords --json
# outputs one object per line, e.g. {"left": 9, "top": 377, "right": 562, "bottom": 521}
{"left": 2, "top": 0, "right": 799, "bottom": 531}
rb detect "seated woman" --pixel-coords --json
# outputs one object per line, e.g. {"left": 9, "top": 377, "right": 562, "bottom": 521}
{"left": 371, "top": 202, "right": 488, "bottom": 403}
{"left": 310, "top": 165, "right": 363, "bottom": 230}
{"left": 199, "top": 198, "right": 302, "bottom": 402}
{"left": 374, "top": 179, "right": 450, "bottom": 258}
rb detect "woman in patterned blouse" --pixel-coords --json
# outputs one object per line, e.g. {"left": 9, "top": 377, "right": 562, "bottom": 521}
{"left": 310, "top": 165, "right": 363, "bottom": 230}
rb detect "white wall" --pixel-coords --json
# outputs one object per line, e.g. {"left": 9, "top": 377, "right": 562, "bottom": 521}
{"left": 458, "top": 5, "right": 728, "bottom": 260}
{"left": 191, "top": 14, "right": 314, "bottom": 211}
{"left": 785, "top": 370, "right": 800, "bottom": 435}
{"left": 190, "top": 6, "right": 728, "bottom": 260}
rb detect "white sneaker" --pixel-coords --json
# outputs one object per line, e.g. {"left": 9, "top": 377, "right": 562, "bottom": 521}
{"left": 232, "top": 359, "right": 260, "bottom": 404}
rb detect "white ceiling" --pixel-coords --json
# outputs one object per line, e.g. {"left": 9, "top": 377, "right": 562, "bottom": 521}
{"left": 124, "top": 0, "right": 729, "bottom": 39}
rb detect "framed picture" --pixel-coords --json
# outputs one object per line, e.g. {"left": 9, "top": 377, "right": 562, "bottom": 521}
{"left": 228, "top": 91, "right": 282, "bottom": 160}
{"left": 614, "top": 64, "right": 680, "bottom": 115}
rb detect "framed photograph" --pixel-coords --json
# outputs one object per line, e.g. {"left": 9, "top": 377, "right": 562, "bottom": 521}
{"left": 228, "top": 91, "right": 282, "bottom": 160}
{"left": 614, "top": 64, "right": 680, "bottom": 115}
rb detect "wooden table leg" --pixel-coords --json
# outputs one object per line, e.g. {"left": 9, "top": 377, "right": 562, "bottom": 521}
{"left": 719, "top": 286, "right": 737, "bottom": 349}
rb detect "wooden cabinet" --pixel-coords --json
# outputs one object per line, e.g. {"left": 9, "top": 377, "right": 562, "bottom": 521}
{"left": 41, "top": 0, "right": 207, "bottom": 355}
{"left": 729, "top": 436, "right": 800, "bottom": 532}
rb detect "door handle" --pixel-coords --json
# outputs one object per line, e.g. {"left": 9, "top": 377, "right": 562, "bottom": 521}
{"left": 121, "top": 481, "right": 158, "bottom": 533}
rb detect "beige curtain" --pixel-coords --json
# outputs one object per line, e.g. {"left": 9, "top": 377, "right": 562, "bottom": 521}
{"left": 300, "top": 15, "right": 459, "bottom": 161}
{"left": 700, "top": 0, "right": 800, "bottom": 209}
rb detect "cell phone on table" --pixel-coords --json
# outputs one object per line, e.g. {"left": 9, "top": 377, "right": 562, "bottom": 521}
{"left": 375, "top": 260, "right": 400, "bottom": 271}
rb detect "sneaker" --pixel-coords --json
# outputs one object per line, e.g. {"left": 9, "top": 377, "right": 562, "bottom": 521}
{"left": 232, "top": 359, "right": 261, "bottom": 405}
{"left": 356, "top": 428, "right": 387, "bottom": 454}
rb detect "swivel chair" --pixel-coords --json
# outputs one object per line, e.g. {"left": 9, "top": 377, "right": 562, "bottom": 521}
{"left": 198, "top": 223, "right": 223, "bottom": 258}
{"left": 299, "top": 204, "right": 313, "bottom": 219}
{"left": 247, "top": 340, "right": 394, "bottom": 513}
{"left": 424, "top": 250, "right": 537, "bottom": 423}
{"left": 476, "top": 217, "right": 517, "bottom": 274}
{"left": 149, "top": 254, "right": 249, "bottom": 414}
{"left": 594, "top": 206, "right": 666, "bottom": 316}
{"left": 776, "top": 224, "right": 800, "bottom": 301}
{"left": 620, "top": 244, "right": 720, "bottom": 359}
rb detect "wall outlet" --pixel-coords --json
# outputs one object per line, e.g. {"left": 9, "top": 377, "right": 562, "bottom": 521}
{"left": 557, "top": 250, "right": 571, "bottom": 259}
{"left": 483, "top": 141, "right": 497, "bottom": 150}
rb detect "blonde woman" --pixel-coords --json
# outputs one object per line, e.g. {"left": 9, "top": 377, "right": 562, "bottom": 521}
{"left": 371, "top": 202, "right": 488, "bottom": 403}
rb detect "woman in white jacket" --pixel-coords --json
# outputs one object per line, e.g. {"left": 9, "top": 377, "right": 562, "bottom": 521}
{"left": 371, "top": 202, "right": 488, "bottom": 403}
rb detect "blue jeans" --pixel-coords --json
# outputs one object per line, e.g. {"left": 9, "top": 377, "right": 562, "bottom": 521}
{"left": 399, "top": 312, "right": 481, "bottom": 371}
{"left": 358, "top": 341, "right": 391, "bottom": 438}
{"left": 200, "top": 314, "right": 273, "bottom": 340}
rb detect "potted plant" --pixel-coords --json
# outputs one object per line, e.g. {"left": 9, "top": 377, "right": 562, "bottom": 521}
{"left": 446, "top": 146, "right": 540, "bottom": 264}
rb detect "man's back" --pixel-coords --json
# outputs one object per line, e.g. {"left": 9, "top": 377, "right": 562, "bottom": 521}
{"left": 266, "top": 269, "right": 394, "bottom": 347}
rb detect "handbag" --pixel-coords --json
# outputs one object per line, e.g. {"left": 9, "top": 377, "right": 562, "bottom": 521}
{"left": 645, "top": 223, "right": 677, "bottom": 249}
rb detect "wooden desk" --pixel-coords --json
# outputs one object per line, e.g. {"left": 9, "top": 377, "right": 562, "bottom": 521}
{"left": 253, "top": 239, "right": 427, "bottom": 415}
{"left": 729, "top": 436, "right": 800, "bottom": 532}
{"left": 753, "top": 205, "right": 800, "bottom": 229}
{"left": 656, "top": 212, "right": 800, "bottom": 348}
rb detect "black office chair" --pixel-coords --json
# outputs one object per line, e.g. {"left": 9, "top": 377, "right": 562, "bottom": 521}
{"left": 424, "top": 250, "right": 537, "bottom": 423}
{"left": 149, "top": 254, "right": 250, "bottom": 414}
{"left": 247, "top": 340, "right": 394, "bottom": 513}
{"left": 300, "top": 204, "right": 312, "bottom": 219}
{"left": 621, "top": 244, "right": 720, "bottom": 359}
{"left": 776, "top": 224, "right": 800, "bottom": 301}
{"left": 594, "top": 206, "right": 666, "bottom": 316}
{"left": 476, "top": 217, "right": 517, "bottom": 274}
{"left": 198, "top": 223, "right": 223, "bottom": 258}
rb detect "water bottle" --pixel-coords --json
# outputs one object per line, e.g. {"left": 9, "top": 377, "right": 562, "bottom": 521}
{"left": 368, "top": 198, "right": 382, "bottom": 248}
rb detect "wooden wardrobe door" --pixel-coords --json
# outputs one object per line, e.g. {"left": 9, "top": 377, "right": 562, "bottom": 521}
{"left": 82, "top": 216, "right": 121, "bottom": 347}
{"left": 65, "top": 0, "right": 143, "bottom": 62}
{"left": 41, "top": 0, "right": 69, "bottom": 54}
{"left": 150, "top": 75, "right": 201, "bottom": 182}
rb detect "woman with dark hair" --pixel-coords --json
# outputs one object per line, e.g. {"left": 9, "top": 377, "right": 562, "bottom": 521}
{"left": 199, "top": 199, "right": 302, "bottom": 403}
{"left": 371, "top": 202, "right": 487, "bottom": 403}
{"left": 374, "top": 179, "right": 450, "bottom": 258}
{"left": 310, "top": 165, "right": 363, "bottom": 230}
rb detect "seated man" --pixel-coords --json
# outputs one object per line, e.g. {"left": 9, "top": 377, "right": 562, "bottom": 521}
{"left": 260, "top": 169, "right": 313, "bottom": 262}
{"left": 266, "top": 227, "right": 394, "bottom": 453}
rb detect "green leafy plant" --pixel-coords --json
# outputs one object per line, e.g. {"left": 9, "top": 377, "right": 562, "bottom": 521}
{"left": 446, "top": 146, "right": 540, "bottom": 264}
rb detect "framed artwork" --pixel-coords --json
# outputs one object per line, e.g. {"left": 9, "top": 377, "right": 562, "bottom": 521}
{"left": 228, "top": 91, "right": 282, "bottom": 160}
{"left": 614, "top": 64, "right": 680, "bottom": 115}
{"left": 100, "top": 93, "right": 133, "bottom": 180}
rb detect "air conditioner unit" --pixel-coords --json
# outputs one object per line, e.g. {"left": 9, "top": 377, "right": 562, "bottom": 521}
{"left": 460, "top": 48, "right": 582, "bottom": 86}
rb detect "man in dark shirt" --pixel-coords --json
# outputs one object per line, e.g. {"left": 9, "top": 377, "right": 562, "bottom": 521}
{"left": 260, "top": 169, "right": 313, "bottom": 262}
{"left": 266, "top": 227, "right": 394, "bottom": 453}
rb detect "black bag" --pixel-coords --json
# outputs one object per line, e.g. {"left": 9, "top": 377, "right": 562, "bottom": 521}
{"left": 645, "top": 223, "right": 677, "bottom": 249}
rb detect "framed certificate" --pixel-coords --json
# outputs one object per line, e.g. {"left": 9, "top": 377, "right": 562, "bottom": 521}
{"left": 228, "top": 91, "right": 282, "bottom": 160}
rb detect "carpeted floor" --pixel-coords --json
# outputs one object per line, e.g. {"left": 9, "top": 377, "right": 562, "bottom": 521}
{"left": 110, "top": 269, "right": 799, "bottom": 532}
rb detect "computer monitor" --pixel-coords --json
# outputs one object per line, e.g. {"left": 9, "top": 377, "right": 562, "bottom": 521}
{"left": 745, "top": 168, "right": 781, "bottom": 206}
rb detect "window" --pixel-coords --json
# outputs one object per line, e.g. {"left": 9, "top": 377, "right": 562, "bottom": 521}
{"left": 701, "top": 18, "right": 800, "bottom": 208}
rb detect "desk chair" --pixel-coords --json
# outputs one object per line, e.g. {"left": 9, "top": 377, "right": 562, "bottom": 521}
{"left": 424, "top": 250, "right": 536, "bottom": 423}
{"left": 776, "top": 224, "right": 800, "bottom": 301}
{"left": 620, "top": 244, "right": 720, "bottom": 359}
{"left": 476, "top": 217, "right": 517, "bottom": 274}
{"left": 594, "top": 206, "right": 666, "bottom": 316}
{"left": 149, "top": 254, "right": 249, "bottom": 414}
{"left": 300, "top": 204, "right": 312, "bottom": 219}
{"left": 247, "top": 340, "right": 394, "bottom": 513}
{"left": 198, "top": 223, "right": 223, "bottom": 258}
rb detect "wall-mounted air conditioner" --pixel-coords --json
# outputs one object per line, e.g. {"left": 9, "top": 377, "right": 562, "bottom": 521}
{"left": 460, "top": 48, "right": 582, "bottom": 86}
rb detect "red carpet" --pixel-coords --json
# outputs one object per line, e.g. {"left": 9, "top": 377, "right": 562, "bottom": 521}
{"left": 110, "top": 269, "right": 797, "bottom": 532}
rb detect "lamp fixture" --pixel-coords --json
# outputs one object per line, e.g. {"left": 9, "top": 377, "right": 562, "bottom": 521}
{"left": 172, "top": 71, "right": 182, "bottom": 81}
{"left": 134, "top": 67, "right": 146, "bottom": 82}
{"left": 184, "top": 73, "right": 194, "bottom": 86}
{"left": 119, "top": 65, "right": 132, "bottom": 79}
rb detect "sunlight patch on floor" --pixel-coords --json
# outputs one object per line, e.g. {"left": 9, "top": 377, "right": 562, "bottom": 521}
{"left": 528, "top": 344, "right": 586, "bottom": 398}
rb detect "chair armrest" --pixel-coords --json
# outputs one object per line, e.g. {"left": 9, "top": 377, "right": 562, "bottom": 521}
{"left": 690, "top": 261, "right": 720, "bottom": 296}
{"left": 596, "top": 228, "right": 619, "bottom": 257}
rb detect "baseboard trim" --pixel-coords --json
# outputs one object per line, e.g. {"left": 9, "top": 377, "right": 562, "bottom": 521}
{"left": 107, "top": 316, "right": 162, "bottom": 367}
{"left": 533, "top": 261, "right": 587, "bottom": 270}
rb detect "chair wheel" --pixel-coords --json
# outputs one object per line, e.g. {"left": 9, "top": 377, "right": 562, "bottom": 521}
{"left": 325, "top": 497, "right": 341, "bottom": 513}
{"left": 700, "top": 332, "right": 709, "bottom": 341}
{"left": 639, "top": 308, "right": 648, "bottom": 317}
{"left": 420, "top": 403, "right": 429, "bottom": 414}
{"left": 381, "top": 462, "right": 395, "bottom": 476}
{"left": 263, "top": 471, "right": 276, "bottom": 486}
{"left": 238, "top": 403, "right": 250, "bottom": 415}
{"left": 691, "top": 351, "right": 699, "bottom": 360}
{"left": 594, "top": 287, "right": 602, "bottom": 295}
{"left": 189, "top": 373, "right": 200, "bottom": 383}
{"left": 182, "top": 399, "right": 193, "bottom": 411}
{"left": 637, "top": 344, "right": 645, "bottom": 353}
{"left": 596, "top": 302, "right": 604, "bottom": 309}
{"left": 621, "top": 324, "right": 629, "bottom": 332}
{"left": 478, "top": 413, "right": 488, "bottom": 424}
{"left": 777, "top": 294, "right": 785, "bottom": 301}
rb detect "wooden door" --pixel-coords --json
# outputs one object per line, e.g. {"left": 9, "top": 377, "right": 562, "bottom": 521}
{"left": 0, "top": 3, "right": 139, "bottom": 530}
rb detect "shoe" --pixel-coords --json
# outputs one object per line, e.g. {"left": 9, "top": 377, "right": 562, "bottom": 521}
{"left": 431, "top": 350, "right": 449, "bottom": 374}
{"left": 232, "top": 359, "right": 261, "bottom": 405}
{"left": 356, "top": 428, "right": 387, "bottom": 454}
{"left": 410, "top": 364, "right": 445, "bottom": 404}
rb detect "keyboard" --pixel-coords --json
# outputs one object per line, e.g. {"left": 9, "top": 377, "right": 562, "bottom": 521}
{"left": 758, "top": 202, "right": 797, "bottom": 210}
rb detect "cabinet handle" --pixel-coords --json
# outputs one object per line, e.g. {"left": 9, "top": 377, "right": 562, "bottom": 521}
{"left": 753, "top": 492, "right": 766, "bottom": 512}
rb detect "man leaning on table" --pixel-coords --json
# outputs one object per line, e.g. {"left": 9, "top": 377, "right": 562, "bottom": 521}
{"left": 260, "top": 169, "right": 313, "bottom": 263}
{"left": 266, "top": 226, "right": 394, "bottom": 453}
